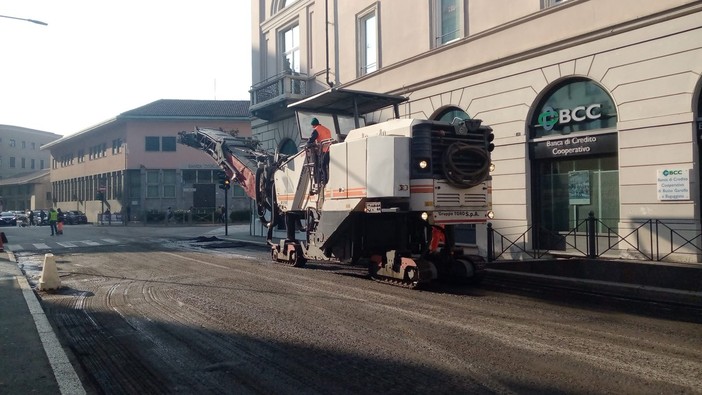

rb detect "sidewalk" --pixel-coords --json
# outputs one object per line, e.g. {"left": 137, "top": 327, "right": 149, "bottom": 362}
{"left": 218, "top": 223, "right": 276, "bottom": 246}
{"left": 218, "top": 225, "right": 702, "bottom": 308}
{"left": 486, "top": 258, "right": 702, "bottom": 308}
{"left": 0, "top": 252, "right": 85, "bottom": 395}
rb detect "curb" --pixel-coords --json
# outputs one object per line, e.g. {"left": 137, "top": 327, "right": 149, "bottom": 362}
{"left": 485, "top": 268, "right": 702, "bottom": 308}
{"left": 4, "top": 252, "right": 86, "bottom": 395}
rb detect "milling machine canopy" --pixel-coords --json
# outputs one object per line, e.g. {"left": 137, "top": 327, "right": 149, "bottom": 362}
{"left": 288, "top": 87, "right": 408, "bottom": 141}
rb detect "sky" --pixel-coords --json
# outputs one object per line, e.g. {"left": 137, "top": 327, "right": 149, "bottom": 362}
{"left": 0, "top": 0, "right": 252, "bottom": 136}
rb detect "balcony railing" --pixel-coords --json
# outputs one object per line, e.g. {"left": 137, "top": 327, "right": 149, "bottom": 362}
{"left": 249, "top": 72, "right": 312, "bottom": 121}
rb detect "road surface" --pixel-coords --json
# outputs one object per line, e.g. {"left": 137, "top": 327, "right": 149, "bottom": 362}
{"left": 11, "top": 228, "right": 702, "bottom": 394}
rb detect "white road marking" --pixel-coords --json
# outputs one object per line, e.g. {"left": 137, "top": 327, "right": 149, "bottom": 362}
{"left": 56, "top": 242, "right": 78, "bottom": 248}
{"left": 8, "top": 239, "right": 129, "bottom": 251}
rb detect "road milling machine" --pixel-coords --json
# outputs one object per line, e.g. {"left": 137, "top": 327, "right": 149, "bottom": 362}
{"left": 178, "top": 88, "right": 495, "bottom": 288}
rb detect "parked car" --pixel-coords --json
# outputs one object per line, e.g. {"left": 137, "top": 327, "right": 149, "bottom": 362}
{"left": 65, "top": 210, "right": 88, "bottom": 225}
{"left": 0, "top": 211, "right": 17, "bottom": 226}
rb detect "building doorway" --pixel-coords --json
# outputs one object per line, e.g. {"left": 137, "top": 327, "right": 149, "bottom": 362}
{"left": 529, "top": 78, "right": 619, "bottom": 250}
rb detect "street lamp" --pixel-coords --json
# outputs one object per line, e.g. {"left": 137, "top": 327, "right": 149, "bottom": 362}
{"left": 0, "top": 14, "right": 48, "bottom": 26}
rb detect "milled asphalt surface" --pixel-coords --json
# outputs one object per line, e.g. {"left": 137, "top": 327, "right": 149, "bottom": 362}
{"left": 1, "top": 223, "right": 700, "bottom": 394}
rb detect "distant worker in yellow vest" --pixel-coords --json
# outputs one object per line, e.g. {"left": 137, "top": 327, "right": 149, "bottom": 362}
{"left": 48, "top": 208, "right": 59, "bottom": 236}
{"left": 307, "top": 118, "right": 333, "bottom": 185}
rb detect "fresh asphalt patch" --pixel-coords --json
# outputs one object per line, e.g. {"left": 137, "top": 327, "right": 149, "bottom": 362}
{"left": 190, "top": 236, "right": 220, "bottom": 242}
{"left": 188, "top": 236, "right": 247, "bottom": 249}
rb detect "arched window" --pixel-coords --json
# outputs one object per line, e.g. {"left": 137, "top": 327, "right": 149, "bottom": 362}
{"left": 431, "top": 106, "right": 470, "bottom": 122}
{"left": 275, "top": 0, "right": 299, "bottom": 13}
{"left": 529, "top": 78, "right": 619, "bottom": 249}
{"left": 530, "top": 78, "right": 617, "bottom": 139}
{"left": 278, "top": 138, "right": 298, "bottom": 157}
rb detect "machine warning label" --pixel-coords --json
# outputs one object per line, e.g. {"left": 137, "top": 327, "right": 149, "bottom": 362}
{"left": 365, "top": 201, "right": 381, "bottom": 213}
{"left": 434, "top": 210, "right": 482, "bottom": 219}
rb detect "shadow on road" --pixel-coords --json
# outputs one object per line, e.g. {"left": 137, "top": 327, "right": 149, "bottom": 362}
{"left": 40, "top": 298, "right": 497, "bottom": 394}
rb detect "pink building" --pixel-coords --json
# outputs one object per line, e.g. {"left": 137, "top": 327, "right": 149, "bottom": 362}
{"left": 42, "top": 99, "right": 251, "bottom": 223}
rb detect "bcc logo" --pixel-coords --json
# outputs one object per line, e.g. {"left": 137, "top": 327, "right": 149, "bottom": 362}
{"left": 662, "top": 170, "right": 682, "bottom": 176}
{"left": 537, "top": 104, "right": 602, "bottom": 132}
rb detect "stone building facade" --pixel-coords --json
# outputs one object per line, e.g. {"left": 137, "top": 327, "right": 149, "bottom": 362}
{"left": 249, "top": 0, "right": 702, "bottom": 261}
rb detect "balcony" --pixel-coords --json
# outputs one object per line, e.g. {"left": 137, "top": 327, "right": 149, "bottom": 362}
{"left": 249, "top": 72, "right": 313, "bottom": 121}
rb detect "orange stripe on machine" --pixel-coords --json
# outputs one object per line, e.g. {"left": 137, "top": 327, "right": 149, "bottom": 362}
{"left": 347, "top": 187, "right": 367, "bottom": 197}
{"left": 332, "top": 187, "right": 366, "bottom": 198}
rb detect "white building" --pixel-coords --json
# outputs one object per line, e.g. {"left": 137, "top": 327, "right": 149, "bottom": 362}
{"left": 0, "top": 125, "right": 59, "bottom": 180}
{"left": 0, "top": 125, "right": 60, "bottom": 210}
{"left": 250, "top": 0, "right": 702, "bottom": 263}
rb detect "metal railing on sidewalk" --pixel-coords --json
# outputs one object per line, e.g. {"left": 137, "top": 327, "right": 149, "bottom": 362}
{"left": 488, "top": 212, "right": 702, "bottom": 263}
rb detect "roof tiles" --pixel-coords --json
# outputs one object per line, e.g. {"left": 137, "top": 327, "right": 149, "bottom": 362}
{"left": 119, "top": 99, "right": 251, "bottom": 118}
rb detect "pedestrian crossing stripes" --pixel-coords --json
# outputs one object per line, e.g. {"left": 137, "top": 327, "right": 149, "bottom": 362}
{"left": 8, "top": 239, "right": 124, "bottom": 252}
{"left": 56, "top": 242, "right": 78, "bottom": 248}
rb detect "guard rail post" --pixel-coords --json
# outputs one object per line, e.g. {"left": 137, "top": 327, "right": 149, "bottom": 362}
{"left": 487, "top": 223, "right": 494, "bottom": 262}
{"left": 587, "top": 211, "right": 597, "bottom": 259}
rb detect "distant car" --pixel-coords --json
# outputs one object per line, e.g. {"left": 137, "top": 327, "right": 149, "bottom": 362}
{"left": 65, "top": 210, "right": 88, "bottom": 225}
{"left": 0, "top": 211, "right": 17, "bottom": 226}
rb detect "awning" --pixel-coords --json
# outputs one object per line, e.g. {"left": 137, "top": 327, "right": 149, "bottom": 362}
{"left": 288, "top": 87, "right": 408, "bottom": 117}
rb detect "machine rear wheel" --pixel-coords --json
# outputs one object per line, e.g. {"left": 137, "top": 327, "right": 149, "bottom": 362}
{"left": 290, "top": 249, "right": 307, "bottom": 267}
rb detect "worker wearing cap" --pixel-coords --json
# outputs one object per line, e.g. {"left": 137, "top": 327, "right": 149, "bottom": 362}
{"left": 307, "top": 118, "right": 333, "bottom": 186}
{"left": 308, "top": 118, "right": 332, "bottom": 152}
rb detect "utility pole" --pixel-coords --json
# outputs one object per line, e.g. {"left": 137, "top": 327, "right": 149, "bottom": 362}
{"left": 218, "top": 171, "right": 230, "bottom": 236}
{"left": 224, "top": 187, "right": 229, "bottom": 236}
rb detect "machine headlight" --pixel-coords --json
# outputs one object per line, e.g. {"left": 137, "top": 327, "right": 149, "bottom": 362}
{"left": 487, "top": 211, "right": 495, "bottom": 219}
{"left": 420, "top": 212, "right": 429, "bottom": 221}
{"left": 418, "top": 160, "right": 429, "bottom": 169}
{"left": 489, "top": 163, "right": 496, "bottom": 173}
